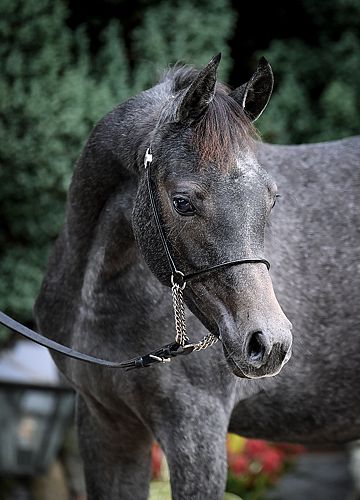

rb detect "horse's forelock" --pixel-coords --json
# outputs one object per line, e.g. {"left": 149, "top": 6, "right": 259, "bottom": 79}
{"left": 193, "top": 85, "right": 259, "bottom": 170}
{"left": 164, "top": 66, "right": 259, "bottom": 170}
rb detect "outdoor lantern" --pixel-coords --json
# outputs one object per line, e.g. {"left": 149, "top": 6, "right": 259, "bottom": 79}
{"left": 0, "top": 339, "right": 74, "bottom": 475}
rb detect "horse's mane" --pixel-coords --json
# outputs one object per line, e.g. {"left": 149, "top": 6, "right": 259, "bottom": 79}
{"left": 163, "top": 65, "right": 259, "bottom": 169}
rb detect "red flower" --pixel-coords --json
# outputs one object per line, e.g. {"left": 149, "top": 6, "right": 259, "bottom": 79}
{"left": 151, "top": 443, "right": 163, "bottom": 479}
{"left": 258, "top": 448, "right": 284, "bottom": 475}
{"left": 231, "top": 455, "right": 250, "bottom": 476}
{"left": 244, "top": 439, "right": 269, "bottom": 458}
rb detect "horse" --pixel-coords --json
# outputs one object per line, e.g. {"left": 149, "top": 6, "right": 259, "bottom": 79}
{"left": 34, "top": 54, "right": 360, "bottom": 499}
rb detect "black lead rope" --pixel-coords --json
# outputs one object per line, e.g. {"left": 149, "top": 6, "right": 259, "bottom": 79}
{"left": 0, "top": 310, "right": 193, "bottom": 370}
{"left": 0, "top": 147, "right": 270, "bottom": 371}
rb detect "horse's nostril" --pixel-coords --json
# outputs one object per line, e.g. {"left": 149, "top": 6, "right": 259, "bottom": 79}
{"left": 247, "top": 331, "right": 266, "bottom": 362}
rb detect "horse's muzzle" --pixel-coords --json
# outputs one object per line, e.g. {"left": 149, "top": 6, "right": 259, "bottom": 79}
{"left": 222, "top": 325, "right": 293, "bottom": 379}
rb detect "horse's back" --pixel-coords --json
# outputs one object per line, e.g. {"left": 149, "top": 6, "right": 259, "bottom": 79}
{"left": 230, "top": 137, "right": 360, "bottom": 444}
{"left": 260, "top": 136, "right": 360, "bottom": 326}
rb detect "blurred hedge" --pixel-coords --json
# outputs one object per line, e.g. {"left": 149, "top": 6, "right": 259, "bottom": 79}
{"left": 257, "top": 0, "right": 360, "bottom": 143}
{"left": 0, "top": 0, "right": 235, "bottom": 328}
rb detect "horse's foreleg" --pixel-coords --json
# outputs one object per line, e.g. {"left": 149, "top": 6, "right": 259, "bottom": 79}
{"left": 76, "top": 394, "right": 152, "bottom": 500}
{"left": 153, "top": 403, "right": 229, "bottom": 500}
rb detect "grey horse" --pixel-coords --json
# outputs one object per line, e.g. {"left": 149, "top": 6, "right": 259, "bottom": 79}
{"left": 35, "top": 54, "right": 360, "bottom": 499}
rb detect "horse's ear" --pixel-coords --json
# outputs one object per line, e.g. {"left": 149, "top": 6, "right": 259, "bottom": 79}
{"left": 230, "top": 57, "right": 274, "bottom": 122}
{"left": 177, "top": 53, "right": 221, "bottom": 123}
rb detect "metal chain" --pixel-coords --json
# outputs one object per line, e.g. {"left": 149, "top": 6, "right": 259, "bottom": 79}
{"left": 192, "top": 333, "right": 219, "bottom": 351}
{"left": 171, "top": 276, "right": 218, "bottom": 352}
{"left": 171, "top": 282, "right": 189, "bottom": 346}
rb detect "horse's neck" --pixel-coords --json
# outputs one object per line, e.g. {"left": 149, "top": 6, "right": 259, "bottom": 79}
{"left": 65, "top": 84, "right": 168, "bottom": 250}
{"left": 64, "top": 82, "right": 170, "bottom": 283}
{"left": 39, "top": 174, "right": 171, "bottom": 357}
{"left": 78, "top": 178, "right": 168, "bottom": 319}
{"left": 36, "top": 84, "right": 173, "bottom": 347}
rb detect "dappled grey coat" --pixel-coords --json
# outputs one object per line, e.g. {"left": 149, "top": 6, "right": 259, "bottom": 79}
{"left": 35, "top": 54, "right": 360, "bottom": 500}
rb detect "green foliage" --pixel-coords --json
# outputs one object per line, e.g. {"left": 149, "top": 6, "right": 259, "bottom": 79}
{"left": 257, "top": 2, "right": 360, "bottom": 143}
{"left": 0, "top": 0, "right": 117, "bottom": 327}
{"left": 0, "top": 0, "right": 236, "bottom": 331}
{"left": 132, "top": 0, "right": 235, "bottom": 90}
{"left": 149, "top": 481, "right": 242, "bottom": 499}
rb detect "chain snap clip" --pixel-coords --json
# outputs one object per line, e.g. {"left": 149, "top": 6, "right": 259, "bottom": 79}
{"left": 171, "top": 271, "right": 186, "bottom": 290}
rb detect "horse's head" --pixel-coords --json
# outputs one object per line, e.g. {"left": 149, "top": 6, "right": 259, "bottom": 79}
{"left": 133, "top": 55, "right": 292, "bottom": 379}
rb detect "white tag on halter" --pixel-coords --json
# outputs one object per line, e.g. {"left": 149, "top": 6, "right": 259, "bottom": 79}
{"left": 144, "top": 148, "right": 153, "bottom": 168}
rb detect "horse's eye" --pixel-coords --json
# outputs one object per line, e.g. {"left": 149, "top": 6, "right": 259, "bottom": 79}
{"left": 173, "top": 196, "right": 195, "bottom": 216}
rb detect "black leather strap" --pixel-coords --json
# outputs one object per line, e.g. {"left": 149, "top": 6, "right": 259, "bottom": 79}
{"left": 0, "top": 310, "right": 126, "bottom": 367}
{"left": 184, "top": 258, "right": 270, "bottom": 283}
{"left": 146, "top": 154, "right": 180, "bottom": 276}
{"left": 0, "top": 310, "right": 193, "bottom": 370}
